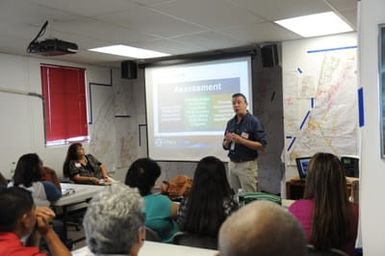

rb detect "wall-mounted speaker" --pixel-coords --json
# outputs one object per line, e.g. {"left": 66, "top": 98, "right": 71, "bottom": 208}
{"left": 121, "top": 60, "right": 137, "bottom": 79}
{"left": 261, "top": 44, "right": 278, "bottom": 67}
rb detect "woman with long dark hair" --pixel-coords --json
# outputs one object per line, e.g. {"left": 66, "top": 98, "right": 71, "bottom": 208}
{"left": 10, "top": 153, "right": 61, "bottom": 206}
{"left": 289, "top": 153, "right": 358, "bottom": 255}
{"left": 177, "top": 156, "right": 238, "bottom": 242}
{"left": 63, "top": 143, "right": 109, "bottom": 184}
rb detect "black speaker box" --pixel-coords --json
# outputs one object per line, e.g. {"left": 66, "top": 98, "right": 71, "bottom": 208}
{"left": 261, "top": 44, "right": 278, "bottom": 67}
{"left": 121, "top": 60, "right": 137, "bottom": 79}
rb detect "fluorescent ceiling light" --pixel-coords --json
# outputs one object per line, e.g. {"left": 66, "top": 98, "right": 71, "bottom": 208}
{"left": 89, "top": 44, "right": 170, "bottom": 59}
{"left": 274, "top": 11, "right": 353, "bottom": 37}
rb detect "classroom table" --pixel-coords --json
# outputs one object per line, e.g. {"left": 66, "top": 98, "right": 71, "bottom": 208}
{"left": 72, "top": 241, "right": 218, "bottom": 256}
{"left": 52, "top": 183, "right": 106, "bottom": 241}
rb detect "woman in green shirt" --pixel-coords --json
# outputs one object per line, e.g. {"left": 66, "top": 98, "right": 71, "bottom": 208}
{"left": 125, "top": 158, "right": 179, "bottom": 243}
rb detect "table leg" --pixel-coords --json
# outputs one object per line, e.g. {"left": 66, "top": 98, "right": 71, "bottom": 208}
{"left": 62, "top": 206, "right": 68, "bottom": 241}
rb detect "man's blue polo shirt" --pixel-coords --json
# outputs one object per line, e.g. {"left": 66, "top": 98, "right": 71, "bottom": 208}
{"left": 224, "top": 112, "right": 267, "bottom": 161}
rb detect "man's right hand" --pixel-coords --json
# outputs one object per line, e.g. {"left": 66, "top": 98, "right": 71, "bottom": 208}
{"left": 35, "top": 207, "right": 55, "bottom": 236}
{"left": 223, "top": 132, "right": 233, "bottom": 149}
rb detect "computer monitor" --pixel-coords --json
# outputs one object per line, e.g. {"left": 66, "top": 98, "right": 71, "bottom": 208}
{"left": 340, "top": 155, "right": 359, "bottom": 178}
{"left": 295, "top": 157, "right": 311, "bottom": 179}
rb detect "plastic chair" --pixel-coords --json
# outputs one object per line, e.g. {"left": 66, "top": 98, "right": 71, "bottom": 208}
{"left": 306, "top": 244, "right": 349, "bottom": 256}
{"left": 241, "top": 192, "right": 281, "bottom": 205}
{"left": 0, "top": 172, "right": 7, "bottom": 187}
{"left": 145, "top": 227, "right": 161, "bottom": 242}
{"left": 173, "top": 232, "right": 217, "bottom": 250}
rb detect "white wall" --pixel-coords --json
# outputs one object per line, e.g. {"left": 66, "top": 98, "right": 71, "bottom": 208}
{"left": 281, "top": 33, "right": 358, "bottom": 196}
{"left": 0, "top": 53, "right": 135, "bottom": 180}
{"left": 359, "top": 0, "right": 385, "bottom": 254}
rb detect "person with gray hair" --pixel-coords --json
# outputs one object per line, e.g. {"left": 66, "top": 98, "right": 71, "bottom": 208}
{"left": 83, "top": 184, "right": 145, "bottom": 256}
{"left": 218, "top": 201, "right": 306, "bottom": 256}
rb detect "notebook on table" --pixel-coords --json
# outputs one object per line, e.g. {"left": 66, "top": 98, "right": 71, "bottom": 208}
{"left": 295, "top": 157, "right": 311, "bottom": 180}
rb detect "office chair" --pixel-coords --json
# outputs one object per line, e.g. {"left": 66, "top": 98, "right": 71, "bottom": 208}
{"left": 173, "top": 232, "right": 217, "bottom": 250}
{"left": 145, "top": 227, "right": 161, "bottom": 242}
{"left": 306, "top": 244, "right": 349, "bottom": 256}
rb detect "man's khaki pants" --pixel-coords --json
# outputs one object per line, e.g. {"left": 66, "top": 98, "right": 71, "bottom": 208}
{"left": 228, "top": 159, "right": 258, "bottom": 193}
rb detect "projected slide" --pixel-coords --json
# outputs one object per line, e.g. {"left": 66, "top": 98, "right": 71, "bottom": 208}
{"left": 157, "top": 77, "right": 239, "bottom": 134}
{"left": 145, "top": 57, "right": 252, "bottom": 161}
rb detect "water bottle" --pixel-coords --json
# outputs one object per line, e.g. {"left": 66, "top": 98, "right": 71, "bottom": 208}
{"left": 237, "top": 188, "right": 245, "bottom": 206}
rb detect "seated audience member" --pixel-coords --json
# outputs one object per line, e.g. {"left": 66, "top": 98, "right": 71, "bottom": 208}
{"left": 0, "top": 172, "right": 7, "bottom": 187}
{"left": 83, "top": 184, "right": 145, "bottom": 256}
{"left": 289, "top": 152, "right": 359, "bottom": 255}
{"left": 0, "top": 187, "right": 70, "bottom": 256}
{"left": 177, "top": 156, "right": 238, "bottom": 247}
{"left": 63, "top": 143, "right": 109, "bottom": 185}
{"left": 218, "top": 201, "right": 306, "bottom": 256}
{"left": 9, "top": 153, "right": 61, "bottom": 206}
{"left": 125, "top": 158, "right": 179, "bottom": 243}
{"left": 41, "top": 166, "right": 61, "bottom": 190}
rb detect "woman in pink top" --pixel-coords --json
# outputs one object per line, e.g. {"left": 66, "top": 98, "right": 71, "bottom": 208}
{"left": 289, "top": 153, "right": 358, "bottom": 255}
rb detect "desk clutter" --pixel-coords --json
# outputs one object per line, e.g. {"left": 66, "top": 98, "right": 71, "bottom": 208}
{"left": 62, "top": 187, "right": 76, "bottom": 196}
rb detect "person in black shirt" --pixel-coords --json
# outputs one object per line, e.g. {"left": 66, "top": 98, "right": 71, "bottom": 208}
{"left": 223, "top": 93, "right": 267, "bottom": 192}
{"left": 63, "top": 143, "right": 109, "bottom": 185}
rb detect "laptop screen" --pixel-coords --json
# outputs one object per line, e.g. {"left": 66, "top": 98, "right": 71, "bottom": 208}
{"left": 296, "top": 157, "right": 311, "bottom": 179}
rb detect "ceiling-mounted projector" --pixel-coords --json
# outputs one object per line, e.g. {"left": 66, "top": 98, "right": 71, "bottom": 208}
{"left": 27, "top": 39, "right": 78, "bottom": 56}
{"left": 26, "top": 20, "right": 78, "bottom": 56}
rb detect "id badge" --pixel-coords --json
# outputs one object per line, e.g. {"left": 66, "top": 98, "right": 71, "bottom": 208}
{"left": 241, "top": 132, "right": 249, "bottom": 139}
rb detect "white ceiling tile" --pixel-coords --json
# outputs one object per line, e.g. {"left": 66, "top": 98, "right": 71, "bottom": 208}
{"left": 133, "top": 0, "right": 177, "bottom": 7}
{"left": 30, "top": 0, "right": 136, "bottom": 17}
{"left": 53, "top": 19, "right": 160, "bottom": 46}
{"left": 0, "top": 0, "right": 358, "bottom": 66}
{"left": 97, "top": 6, "right": 208, "bottom": 37}
{"left": 0, "top": 0, "right": 82, "bottom": 25}
{"left": 152, "top": 0, "right": 264, "bottom": 30}
{"left": 219, "top": 22, "right": 301, "bottom": 43}
{"left": 172, "top": 31, "right": 245, "bottom": 50}
{"left": 338, "top": 9, "right": 357, "bottom": 29}
{"left": 233, "top": 0, "right": 331, "bottom": 20}
{"left": 130, "top": 38, "right": 206, "bottom": 55}
{"left": 325, "top": 0, "right": 357, "bottom": 10}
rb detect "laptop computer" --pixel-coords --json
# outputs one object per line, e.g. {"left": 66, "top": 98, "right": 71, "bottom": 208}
{"left": 295, "top": 157, "right": 311, "bottom": 179}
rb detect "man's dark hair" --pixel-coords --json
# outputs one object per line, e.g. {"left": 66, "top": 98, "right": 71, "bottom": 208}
{"left": 232, "top": 93, "right": 248, "bottom": 104}
{"left": 0, "top": 187, "right": 34, "bottom": 232}
{"left": 125, "top": 158, "right": 161, "bottom": 196}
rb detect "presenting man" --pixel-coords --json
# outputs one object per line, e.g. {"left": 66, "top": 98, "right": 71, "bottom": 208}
{"left": 223, "top": 93, "right": 267, "bottom": 192}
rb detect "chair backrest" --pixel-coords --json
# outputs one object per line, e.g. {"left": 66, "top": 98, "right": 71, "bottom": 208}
{"left": 350, "top": 180, "right": 359, "bottom": 204}
{"left": 173, "top": 232, "right": 217, "bottom": 250}
{"left": 145, "top": 227, "right": 161, "bottom": 242}
{"left": 241, "top": 192, "right": 281, "bottom": 205}
{"left": 306, "top": 244, "right": 349, "bottom": 256}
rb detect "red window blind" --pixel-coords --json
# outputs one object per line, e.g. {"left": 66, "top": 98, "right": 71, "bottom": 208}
{"left": 41, "top": 64, "right": 88, "bottom": 145}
